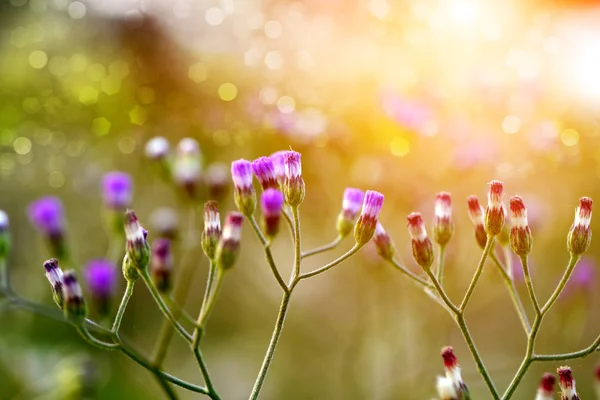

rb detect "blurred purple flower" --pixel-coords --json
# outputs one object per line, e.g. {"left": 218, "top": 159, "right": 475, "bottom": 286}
{"left": 563, "top": 256, "right": 596, "bottom": 298}
{"left": 84, "top": 259, "right": 118, "bottom": 299}
{"left": 102, "top": 172, "right": 132, "bottom": 209}
{"left": 28, "top": 197, "right": 64, "bottom": 237}
{"left": 381, "top": 92, "right": 435, "bottom": 133}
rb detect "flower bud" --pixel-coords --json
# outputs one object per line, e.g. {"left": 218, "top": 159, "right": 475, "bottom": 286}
{"left": 124, "top": 210, "right": 150, "bottom": 277}
{"left": 151, "top": 239, "right": 173, "bottom": 293}
{"left": 44, "top": 258, "right": 65, "bottom": 309}
{"left": 215, "top": 212, "right": 243, "bottom": 270}
{"left": 102, "top": 172, "right": 133, "bottom": 210}
{"left": 0, "top": 210, "right": 10, "bottom": 260}
{"left": 567, "top": 197, "right": 592, "bottom": 255}
{"left": 434, "top": 192, "right": 453, "bottom": 246}
{"left": 509, "top": 196, "right": 533, "bottom": 256}
{"left": 407, "top": 213, "right": 434, "bottom": 270}
{"left": 373, "top": 222, "right": 395, "bottom": 261}
{"left": 336, "top": 188, "right": 365, "bottom": 238}
{"left": 354, "top": 190, "right": 384, "bottom": 245}
{"left": 145, "top": 136, "right": 170, "bottom": 160}
{"left": 283, "top": 151, "right": 305, "bottom": 206}
{"left": 467, "top": 195, "right": 487, "bottom": 249}
{"left": 252, "top": 156, "right": 278, "bottom": 191}
{"left": 205, "top": 162, "right": 229, "bottom": 202}
{"left": 149, "top": 207, "right": 179, "bottom": 240}
{"left": 231, "top": 159, "right": 257, "bottom": 216}
{"left": 63, "top": 270, "right": 87, "bottom": 325}
{"left": 535, "top": 373, "right": 556, "bottom": 400}
{"left": 484, "top": 180, "right": 505, "bottom": 236}
{"left": 28, "top": 197, "right": 68, "bottom": 259}
{"left": 201, "top": 201, "right": 221, "bottom": 260}
{"left": 270, "top": 151, "right": 286, "bottom": 187}
{"left": 557, "top": 366, "right": 580, "bottom": 400}
{"left": 173, "top": 138, "right": 202, "bottom": 196}
{"left": 436, "top": 376, "right": 459, "bottom": 400}
{"left": 84, "top": 259, "right": 117, "bottom": 317}
{"left": 261, "top": 189, "right": 284, "bottom": 239}
{"left": 441, "top": 346, "right": 469, "bottom": 398}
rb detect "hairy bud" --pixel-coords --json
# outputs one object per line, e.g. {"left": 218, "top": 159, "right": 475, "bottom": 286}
{"left": 283, "top": 151, "right": 305, "bottom": 206}
{"left": 336, "top": 188, "right": 364, "bottom": 238}
{"left": 557, "top": 366, "right": 580, "bottom": 400}
{"left": 407, "top": 213, "right": 434, "bottom": 270}
{"left": 44, "top": 258, "right": 65, "bottom": 309}
{"left": 567, "top": 197, "right": 592, "bottom": 255}
{"left": 467, "top": 195, "right": 487, "bottom": 249}
{"left": 535, "top": 373, "right": 556, "bottom": 400}
{"left": 509, "top": 196, "right": 533, "bottom": 256}
{"left": 215, "top": 212, "right": 243, "bottom": 270}
{"left": 231, "top": 159, "right": 257, "bottom": 216}
{"left": 201, "top": 201, "right": 222, "bottom": 260}
{"left": 434, "top": 192, "right": 454, "bottom": 246}
{"left": 354, "top": 191, "right": 384, "bottom": 245}
{"left": 373, "top": 222, "right": 395, "bottom": 261}
{"left": 484, "top": 180, "right": 505, "bottom": 236}
{"left": 63, "top": 270, "right": 87, "bottom": 325}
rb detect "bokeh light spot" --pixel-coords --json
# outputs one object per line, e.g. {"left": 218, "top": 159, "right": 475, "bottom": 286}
{"left": 129, "top": 105, "right": 148, "bottom": 125}
{"left": 264, "top": 21, "right": 282, "bottom": 38}
{"left": 390, "top": 137, "right": 410, "bottom": 157}
{"left": 91, "top": 117, "right": 111, "bottom": 136}
{"left": 259, "top": 87, "right": 278, "bottom": 105}
{"left": 218, "top": 83, "right": 238, "bottom": 101}
{"left": 205, "top": 8, "right": 225, "bottom": 26}
{"left": 69, "top": 54, "right": 88, "bottom": 72}
{"left": 118, "top": 137, "right": 136, "bottom": 154}
{"left": 49, "top": 56, "right": 69, "bottom": 77}
{"left": 502, "top": 115, "right": 521, "bottom": 134}
{"left": 277, "top": 96, "right": 296, "bottom": 114}
{"left": 561, "top": 129, "right": 579, "bottom": 147}
{"left": 101, "top": 76, "right": 122, "bottom": 95}
{"left": 137, "top": 86, "right": 156, "bottom": 104}
{"left": 13, "top": 137, "right": 32, "bottom": 155}
{"left": 48, "top": 171, "right": 65, "bottom": 188}
{"left": 109, "top": 60, "right": 129, "bottom": 78}
{"left": 29, "top": 50, "right": 48, "bottom": 69}
{"left": 264, "top": 51, "right": 283, "bottom": 69}
{"left": 188, "top": 63, "right": 208, "bottom": 83}
{"left": 79, "top": 86, "right": 99, "bottom": 105}
{"left": 88, "top": 63, "right": 107, "bottom": 81}
{"left": 68, "top": 2, "right": 86, "bottom": 19}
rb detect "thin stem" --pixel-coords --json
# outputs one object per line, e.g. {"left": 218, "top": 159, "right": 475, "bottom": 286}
{"left": 152, "top": 373, "right": 179, "bottom": 400}
{"left": 424, "top": 269, "right": 460, "bottom": 314}
{"left": 299, "top": 244, "right": 362, "bottom": 280}
{"left": 301, "top": 236, "right": 343, "bottom": 258}
{"left": 248, "top": 291, "right": 291, "bottom": 400}
{"left": 541, "top": 254, "right": 581, "bottom": 314}
{"left": 459, "top": 236, "right": 495, "bottom": 312}
{"left": 249, "top": 216, "right": 289, "bottom": 293}
{"left": 532, "top": 333, "right": 600, "bottom": 361}
{"left": 191, "top": 342, "right": 221, "bottom": 399}
{"left": 490, "top": 253, "right": 530, "bottom": 333}
{"left": 390, "top": 258, "right": 434, "bottom": 288}
{"left": 0, "top": 257, "right": 8, "bottom": 289}
{"left": 292, "top": 206, "right": 301, "bottom": 278}
{"left": 436, "top": 245, "right": 446, "bottom": 284}
{"left": 520, "top": 255, "right": 540, "bottom": 316}
{"left": 199, "top": 261, "right": 217, "bottom": 318}
{"left": 112, "top": 280, "right": 135, "bottom": 335}
{"left": 76, "top": 327, "right": 120, "bottom": 350}
{"left": 197, "top": 269, "right": 225, "bottom": 331}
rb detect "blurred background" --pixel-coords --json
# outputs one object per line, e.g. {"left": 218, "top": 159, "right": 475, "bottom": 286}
{"left": 2, "top": 0, "right": 600, "bottom": 398}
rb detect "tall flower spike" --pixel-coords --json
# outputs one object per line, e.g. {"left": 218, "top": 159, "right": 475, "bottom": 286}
{"left": 0, "top": 210, "right": 10, "bottom": 259}
{"left": 62, "top": 270, "right": 87, "bottom": 325}
{"left": 407, "top": 213, "right": 434, "bottom": 270}
{"left": 205, "top": 162, "right": 229, "bottom": 202}
{"left": 231, "top": 159, "right": 257, "bottom": 216}
{"left": 123, "top": 210, "right": 150, "bottom": 281}
{"left": 270, "top": 151, "right": 286, "bottom": 186}
{"left": 434, "top": 192, "right": 454, "bottom": 246}
{"left": 567, "top": 197, "right": 592, "bottom": 255}
{"left": 102, "top": 172, "right": 133, "bottom": 210}
{"left": 173, "top": 138, "right": 202, "bottom": 196}
{"left": 215, "top": 212, "right": 243, "bottom": 270}
{"left": 484, "top": 180, "right": 505, "bottom": 236}
{"left": 535, "top": 373, "right": 556, "bottom": 400}
{"left": 283, "top": 151, "right": 305, "bottom": 206}
{"left": 84, "top": 259, "right": 117, "bottom": 316}
{"left": 261, "top": 189, "right": 284, "bottom": 239}
{"left": 373, "top": 222, "right": 395, "bottom": 261}
{"left": 151, "top": 238, "right": 173, "bottom": 293}
{"left": 441, "top": 347, "right": 470, "bottom": 398}
{"left": 354, "top": 190, "right": 384, "bottom": 245}
{"left": 557, "top": 366, "right": 580, "bottom": 400}
{"left": 509, "top": 196, "right": 533, "bottom": 256}
{"left": 252, "top": 156, "right": 278, "bottom": 190}
{"left": 436, "top": 376, "right": 459, "bottom": 400}
{"left": 201, "top": 201, "right": 221, "bottom": 260}
{"left": 336, "top": 188, "right": 365, "bottom": 238}
{"left": 44, "top": 258, "right": 65, "bottom": 309}
{"left": 144, "top": 136, "right": 170, "bottom": 160}
{"left": 467, "top": 195, "right": 487, "bottom": 249}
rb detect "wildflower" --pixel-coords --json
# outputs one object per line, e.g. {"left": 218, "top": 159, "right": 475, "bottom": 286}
{"left": 535, "top": 373, "right": 556, "bottom": 400}
{"left": 441, "top": 347, "right": 469, "bottom": 398}
{"left": 557, "top": 366, "right": 580, "bottom": 400}
{"left": 102, "top": 172, "right": 133, "bottom": 210}
{"left": 172, "top": 138, "right": 202, "bottom": 195}
{"left": 436, "top": 376, "right": 458, "bottom": 400}
{"left": 44, "top": 258, "right": 64, "bottom": 309}
{"left": 261, "top": 189, "right": 284, "bottom": 239}
{"left": 205, "top": 162, "right": 229, "bottom": 202}
{"left": 215, "top": 212, "right": 243, "bottom": 270}
{"left": 151, "top": 238, "right": 173, "bottom": 293}
{"left": 567, "top": 197, "right": 592, "bottom": 255}
{"left": 434, "top": 192, "right": 453, "bottom": 246}
{"left": 252, "top": 156, "right": 278, "bottom": 190}
{"left": 201, "top": 201, "right": 221, "bottom": 260}
{"left": 231, "top": 159, "right": 257, "bottom": 216}
{"left": 63, "top": 270, "right": 87, "bottom": 325}
{"left": 84, "top": 259, "right": 117, "bottom": 316}
{"left": 373, "top": 222, "right": 395, "bottom": 261}
{"left": 407, "top": 213, "right": 434, "bottom": 270}
{"left": 484, "top": 180, "right": 505, "bottom": 236}
{"left": 28, "top": 197, "right": 67, "bottom": 258}
{"left": 336, "top": 188, "right": 365, "bottom": 238}
{"left": 270, "top": 151, "right": 286, "bottom": 186}
{"left": 149, "top": 207, "right": 179, "bottom": 240}
{"left": 354, "top": 190, "right": 384, "bottom": 245}
{"left": 509, "top": 196, "right": 533, "bottom": 256}
{"left": 467, "top": 195, "right": 487, "bottom": 249}
{"left": 144, "top": 136, "right": 170, "bottom": 160}
{"left": 123, "top": 210, "right": 150, "bottom": 281}
{"left": 0, "top": 210, "right": 10, "bottom": 259}
{"left": 283, "top": 151, "right": 305, "bottom": 206}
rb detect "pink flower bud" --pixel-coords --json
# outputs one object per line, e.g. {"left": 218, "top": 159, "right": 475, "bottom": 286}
{"left": 567, "top": 197, "right": 592, "bottom": 255}
{"left": 407, "top": 212, "right": 434, "bottom": 270}
{"left": 215, "top": 212, "right": 244, "bottom": 270}
{"left": 467, "top": 195, "right": 487, "bottom": 249}
{"left": 201, "top": 201, "right": 221, "bottom": 260}
{"left": 434, "top": 192, "right": 453, "bottom": 246}
{"left": 535, "top": 373, "right": 556, "bottom": 400}
{"left": 231, "top": 159, "right": 257, "bottom": 216}
{"left": 252, "top": 156, "right": 278, "bottom": 191}
{"left": 558, "top": 366, "right": 580, "bottom": 400}
{"left": 484, "top": 180, "right": 505, "bottom": 236}
{"left": 283, "top": 151, "right": 305, "bottom": 206}
{"left": 44, "top": 258, "right": 64, "bottom": 309}
{"left": 509, "top": 196, "right": 533, "bottom": 256}
{"left": 373, "top": 222, "right": 395, "bottom": 261}
{"left": 336, "top": 188, "right": 365, "bottom": 237}
{"left": 354, "top": 190, "right": 384, "bottom": 245}
{"left": 441, "top": 347, "right": 469, "bottom": 398}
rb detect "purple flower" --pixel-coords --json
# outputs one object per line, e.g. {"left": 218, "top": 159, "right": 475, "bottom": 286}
{"left": 28, "top": 197, "right": 64, "bottom": 237}
{"left": 252, "top": 156, "right": 278, "bottom": 190}
{"left": 342, "top": 188, "right": 364, "bottom": 219}
{"left": 261, "top": 189, "right": 284, "bottom": 217}
{"left": 102, "top": 172, "right": 132, "bottom": 209}
{"left": 283, "top": 151, "right": 305, "bottom": 206}
{"left": 231, "top": 159, "right": 253, "bottom": 191}
{"left": 216, "top": 212, "right": 244, "bottom": 269}
{"left": 354, "top": 190, "right": 384, "bottom": 245}
{"left": 283, "top": 151, "right": 302, "bottom": 180}
{"left": 84, "top": 259, "right": 117, "bottom": 298}
{"left": 360, "top": 190, "right": 385, "bottom": 220}
{"left": 270, "top": 151, "right": 286, "bottom": 184}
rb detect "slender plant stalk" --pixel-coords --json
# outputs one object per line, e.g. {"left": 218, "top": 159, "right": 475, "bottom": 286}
{"left": 197, "top": 269, "right": 225, "bottom": 330}
{"left": 519, "top": 255, "right": 540, "bottom": 315}
{"left": 199, "top": 261, "right": 217, "bottom": 318}
{"left": 77, "top": 327, "right": 120, "bottom": 349}
{"left": 291, "top": 206, "right": 301, "bottom": 278}
{"left": 282, "top": 208, "right": 295, "bottom": 237}
{"left": 436, "top": 245, "right": 446, "bottom": 284}
{"left": 390, "top": 258, "right": 434, "bottom": 288}
{"left": 248, "top": 216, "right": 288, "bottom": 292}
{"left": 489, "top": 253, "right": 530, "bottom": 333}
{"left": 459, "top": 236, "right": 495, "bottom": 311}
{"left": 112, "top": 280, "right": 135, "bottom": 336}
{"left": 191, "top": 341, "right": 221, "bottom": 400}
{"left": 532, "top": 332, "right": 600, "bottom": 361}
{"left": 301, "top": 235, "right": 343, "bottom": 258}
{"left": 424, "top": 270, "right": 459, "bottom": 314}
{"left": 0, "top": 258, "right": 7, "bottom": 289}
{"left": 299, "top": 244, "right": 361, "bottom": 280}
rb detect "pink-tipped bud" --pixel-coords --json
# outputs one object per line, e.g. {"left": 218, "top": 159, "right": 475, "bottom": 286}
{"left": 283, "top": 151, "right": 305, "bottom": 206}
{"left": 436, "top": 376, "right": 458, "bottom": 400}
{"left": 151, "top": 239, "right": 173, "bottom": 293}
{"left": 337, "top": 188, "right": 365, "bottom": 237}
{"left": 373, "top": 222, "right": 395, "bottom": 261}
{"left": 558, "top": 366, "right": 580, "bottom": 400}
{"left": 567, "top": 197, "right": 592, "bottom": 255}
{"left": 407, "top": 213, "right": 434, "bottom": 270}
{"left": 467, "top": 195, "right": 488, "bottom": 249}
{"left": 484, "top": 180, "right": 505, "bottom": 236}
{"left": 509, "top": 196, "right": 533, "bottom": 256}
{"left": 123, "top": 210, "right": 150, "bottom": 282}
{"left": 215, "top": 212, "right": 243, "bottom": 270}
{"left": 535, "top": 373, "right": 556, "bottom": 400}
{"left": 354, "top": 190, "right": 384, "bottom": 245}
{"left": 231, "top": 159, "right": 257, "bottom": 216}
{"left": 441, "top": 347, "right": 469, "bottom": 398}
{"left": 270, "top": 151, "right": 286, "bottom": 186}
{"left": 201, "top": 201, "right": 221, "bottom": 260}
{"left": 252, "top": 156, "right": 278, "bottom": 191}
{"left": 434, "top": 192, "right": 454, "bottom": 246}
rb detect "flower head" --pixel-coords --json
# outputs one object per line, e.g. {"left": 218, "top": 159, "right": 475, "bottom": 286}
{"left": 44, "top": 258, "right": 64, "bottom": 309}
{"left": 261, "top": 189, "right": 284, "bottom": 238}
{"left": 215, "top": 212, "right": 244, "bottom": 269}
{"left": 557, "top": 366, "right": 579, "bottom": 400}
{"left": 373, "top": 222, "right": 395, "bottom": 261}
{"left": 354, "top": 190, "right": 384, "bottom": 245}
{"left": 102, "top": 172, "right": 132, "bottom": 210}
{"left": 252, "top": 156, "right": 278, "bottom": 190}
{"left": 28, "top": 197, "right": 64, "bottom": 237}
{"left": 535, "top": 373, "right": 556, "bottom": 400}
{"left": 63, "top": 269, "right": 87, "bottom": 324}
{"left": 567, "top": 197, "right": 592, "bottom": 255}
{"left": 151, "top": 238, "right": 173, "bottom": 293}
{"left": 336, "top": 188, "right": 365, "bottom": 237}
{"left": 231, "top": 159, "right": 256, "bottom": 216}
{"left": 467, "top": 195, "right": 487, "bottom": 249}
{"left": 84, "top": 259, "right": 117, "bottom": 299}
{"left": 144, "top": 136, "right": 170, "bottom": 160}
{"left": 270, "top": 151, "right": 286, "bottom": 185}
{"left": 484, "top": 180, "right": 505, "bottom": 236}
{"left": 205, "top": 162, "right": 229, "bottom": 201}
{"left": 123, "top": 210, "right": 150, "bottom": 279}
{"left": 509, "top": 196, "right": 533, "bottom": 256}
{"left": 283, "top": 151, "right": 305, "bottom": 206}
{"left": 201, "top": 201, "right": 221, "bottom": 260}
{"left": 407, "top": 212, "right": 434, "bottom": 270}
{"left": 434, "top": 192, "right": 453, "bottom": 246}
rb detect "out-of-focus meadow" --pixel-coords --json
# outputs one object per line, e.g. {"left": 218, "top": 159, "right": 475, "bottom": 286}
{"left": 2, "top": 0, "right": 600, "bottom": 398}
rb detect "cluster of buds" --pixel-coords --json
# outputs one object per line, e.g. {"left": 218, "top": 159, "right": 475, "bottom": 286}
{"left": 535, "top": 373, "right": 556, "bottom": 400}
{"left": 567, "top": 197, "right": 592, "bottom": 255}
{"left": 467, "top": 196, "right": 487, "bottom": 249}
{"left": 44, "top": 259, "right": 86, "bottom": 324}
{"left": 433, "top": 192, "right": 454, "bottom": 246}
{"left": 201, "top": 201, "right": 222, "bottom": 261}
{"left": 84, "top": 259, "right": 117, "bottom": 316}
{"left": 28, "top": 197, "right": 68, "bottom": 260}
{"left": 151, "top": 238, "right": 173, "bottom": 293}
{"left": 215, "top": 212, "right": 243, "bottom": 270}
{"left": 0, "top": 210, "right": 10, "bottom": 260}
{"left": 440, "top": 347, "right": 469, "bottom": 399}
{"left": 509, "top": 196, "right": 533, "bottom": 256}
{"left": 336, "top": 188, "right": 364, "bottom": 238}
{"left": 354, "top": 190, "right": 385, "bottom": 245}
{"left": 373, "top": 222, "right": 395, "bottom": 261}
{"left": 123, "top": 210, "right": 150, "bottom": 282}
{"left": 484, "top": 180, "right": 505, "bottom": 236}
{"left": 407, "top": 213, "right": 434, "bottom": 270}
{"left": 231, "top": 159, "right": 257, "bottom": 216}
{"left": 558, "top": 366, "right": 580, "bottom": 400}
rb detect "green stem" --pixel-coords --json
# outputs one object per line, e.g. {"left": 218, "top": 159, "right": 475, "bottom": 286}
{"left": 298, "top": 244, "right": 362, "bottom": 280}
{"left": 197, "top": 269, "right": 225, "bottom": 331}
{"left": 112, "top": 280, "right": 135, "bottom": 336}
{"left": 459, "top": 236, "right": 495, "bottom": 312}
{"left": 424, "top": 269, "right": 460, "bottom": 314}
{"left": 489, "top": 253, "right": 530, "bottom": 333}
{"left": 191, "top": 334, "right": 221, "bottom": 400}
{"left": 248, "top": 291, "right": 291, "bottom": 400}
{"left": 301, "top": 236, "right": 343, "bottom": 258}
{"left": 436, "top": 245, "right": 446, "bottom": 284}
{"left": 291, "top": 207, "right": 301, "bottom": 278}
{"left": 200, "top": 261, "right": 217, "bottom": 318}
{"left": 76, "top": 327, "right": 120, "bottom": 350}
{"left": 390, "top": 258, "right": 434, "bottom": 288}
{"left": 519, "top": 255, "right": 540, "bottom": 316}
{"left": 541, "top": 254, "right": 580, "bottom": 314}
{"left": 249, "top": 216, "right": 289, "bottom": 292}
{"left": 532, "top": 333, "right": 600, "bottom": 361}
{"left": 0, "top": 258, "right": 8, "bottom": 289}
